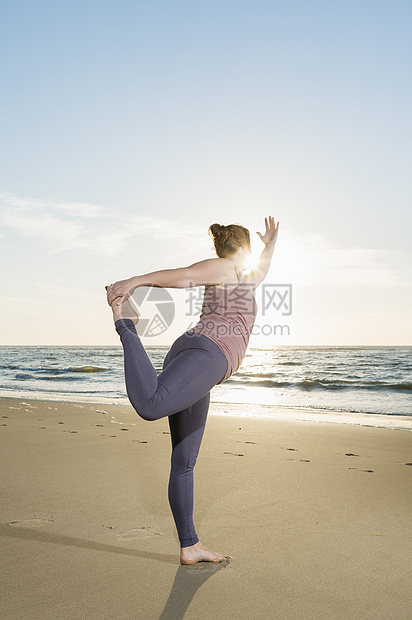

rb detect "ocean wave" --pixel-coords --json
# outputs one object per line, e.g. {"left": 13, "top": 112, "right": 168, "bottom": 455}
{"left": 299, "top": 379, "right": 412, "bottom": 392}
{"left": 15, "top": 373, "right": 79, "bottom": 382}
{"left": 228, "top": 377, "right": 412, "bottom": 392}
{"left": 235, "top": 372, "right": 276, "bottom": 379}
{"left": 68, "top": 366, "right": 106, "bottom": 373}
{"left": 2, "top": 345, "right": 411, "bottom": 418}
{"left": 278, "top": 361, "right": 302, "bottom": 366}
{"left": 3, "top": 365, "right": 107, "bottom": 375}
{"left": 248, "top": 380, "right": 291, "bottom": 388}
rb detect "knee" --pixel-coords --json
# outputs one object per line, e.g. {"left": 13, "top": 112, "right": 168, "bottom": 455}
{"left": 171, "top": 452, "right": 198, "bottom": 471}
{"left": 128, "top": 391, "right": 165, "bottom": 421}
{"left": 139, "top": 411, "right": 158, "bottom": 422}
{"left": 131, "top": 403, "right": 156, "bottom": 422}
{"left": 138, "top": 412, "right": 153, "bottom": 422}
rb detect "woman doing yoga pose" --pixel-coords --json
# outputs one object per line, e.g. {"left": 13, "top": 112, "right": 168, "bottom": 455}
{"left": 106, "top": 216, "right": 279, "bottom": 564}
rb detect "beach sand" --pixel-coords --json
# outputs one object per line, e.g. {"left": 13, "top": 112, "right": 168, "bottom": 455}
{"left": 1, "top": 396, "right": 411, "bottom": 620}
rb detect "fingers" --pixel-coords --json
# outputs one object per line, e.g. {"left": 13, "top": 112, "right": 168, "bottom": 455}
{"left": 105, "top": 284, "right": 117, "bottom": 305}
{"left": 266, "top": 215, "right": 279, "bottom": 230}
{"left": 105, "top": 282, "right": 126, "bottom": 307}
{"left": 106, "top": 292, "right": 122, "bottom": 307}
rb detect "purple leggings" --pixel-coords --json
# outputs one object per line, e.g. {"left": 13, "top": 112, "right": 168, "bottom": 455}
{"left": 115, "top": 319, "right": 228, "bottom": 548}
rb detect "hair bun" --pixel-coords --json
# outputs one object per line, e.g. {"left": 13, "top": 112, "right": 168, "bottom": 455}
{"left": 209, "top": 223, "right": 231, "bottom": 241}
{"left": 208, "top": 221, "right": 250, "bottom": 258}
{"left": 209, "top": 223, "right": 222, "bottom": 237}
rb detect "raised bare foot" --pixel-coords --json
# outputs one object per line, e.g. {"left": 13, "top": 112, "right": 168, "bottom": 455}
{"left": 180, "top": 541, "right": 230, "bottom": 565}
{"left": 109, "top": 297, "right": 139, "bottom": 325}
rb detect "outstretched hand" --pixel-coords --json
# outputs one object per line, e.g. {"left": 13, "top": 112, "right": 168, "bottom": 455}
{"left": 256, "top": 216, "right": 279, "bottom": 246}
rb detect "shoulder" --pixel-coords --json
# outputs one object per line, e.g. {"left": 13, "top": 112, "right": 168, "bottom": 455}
{"left": 185, "top": 257, "right": 237, "bottom": 287}
{"left": 205, "top": 258, "right": 238, "bottom": 284}
{"left": 214, "top": 258, "right": 238, "bottom": 285}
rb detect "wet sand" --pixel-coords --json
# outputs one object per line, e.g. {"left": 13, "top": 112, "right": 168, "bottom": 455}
{"left": 1, "top": 396, "right": 411, "bottom": 619}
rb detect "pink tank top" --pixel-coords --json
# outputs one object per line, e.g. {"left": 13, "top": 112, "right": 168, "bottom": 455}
{"left": 186, "top": 262, "right": 258, "bottom": 383}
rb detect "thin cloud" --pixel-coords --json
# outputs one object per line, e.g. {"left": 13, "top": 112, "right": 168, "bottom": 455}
{"left": 1, "top": 192, "right": 408, "bottom": 292}
{"left": 0, "top": 192, "right": 203, "bottom": 256}
{"left": 0, "top": 193, "right": 106, "bottom": 219}
{"left": 278, "top": 231, "right": 411, "bottom": 289}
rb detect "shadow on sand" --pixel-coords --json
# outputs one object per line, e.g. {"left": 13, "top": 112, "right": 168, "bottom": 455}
{"left": 158, "top": 561, "right": 228, "bottom": 619}
{"left": 1, "top": 522, "right": 229, "bottom": 619}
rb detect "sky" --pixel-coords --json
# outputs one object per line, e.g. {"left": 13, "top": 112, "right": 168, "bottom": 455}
{"left": 0, "top": 0, "right": 411, "bottom": 346}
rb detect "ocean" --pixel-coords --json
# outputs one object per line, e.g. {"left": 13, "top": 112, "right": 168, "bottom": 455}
{"left": 1, "top": 345, "right": 411, "bottom": 429}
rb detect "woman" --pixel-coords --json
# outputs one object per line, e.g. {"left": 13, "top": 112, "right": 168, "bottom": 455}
{"left": 106, "top": 216, "right": 279, "bottom": 564}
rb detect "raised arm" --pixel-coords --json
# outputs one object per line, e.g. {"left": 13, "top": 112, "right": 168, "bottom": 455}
{"left": 245, "top": 216, "right": 279, "bottom": 289}
{"left": 106, "top": 258, "right": 235, "bottom": 306}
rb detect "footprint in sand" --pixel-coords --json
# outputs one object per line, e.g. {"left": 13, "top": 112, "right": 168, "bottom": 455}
{"left": 9, "top": 518, "right": 54, "bottom": 528}
{"left": 116, "top": 526, "right": 162, "bottom": 540}
{"left": 224, "top": 451, "right": 244, "bottom": 457}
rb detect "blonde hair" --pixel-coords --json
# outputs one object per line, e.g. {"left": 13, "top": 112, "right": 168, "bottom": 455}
{"left": 208, "top": 223, "right": 251, "bottom": 258}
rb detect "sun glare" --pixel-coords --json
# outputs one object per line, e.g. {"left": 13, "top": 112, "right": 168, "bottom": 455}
{"left": 244, "top": 253, "right": 259, "bottom": 274}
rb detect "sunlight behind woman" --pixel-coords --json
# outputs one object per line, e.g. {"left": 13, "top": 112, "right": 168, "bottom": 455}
{"left": 244, "top": 253, "right": 259, "bottom": 274}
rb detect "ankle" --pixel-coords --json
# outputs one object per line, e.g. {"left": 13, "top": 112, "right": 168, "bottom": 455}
{"left": 114, "top": 318, "right": 136, "bottom": 336}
